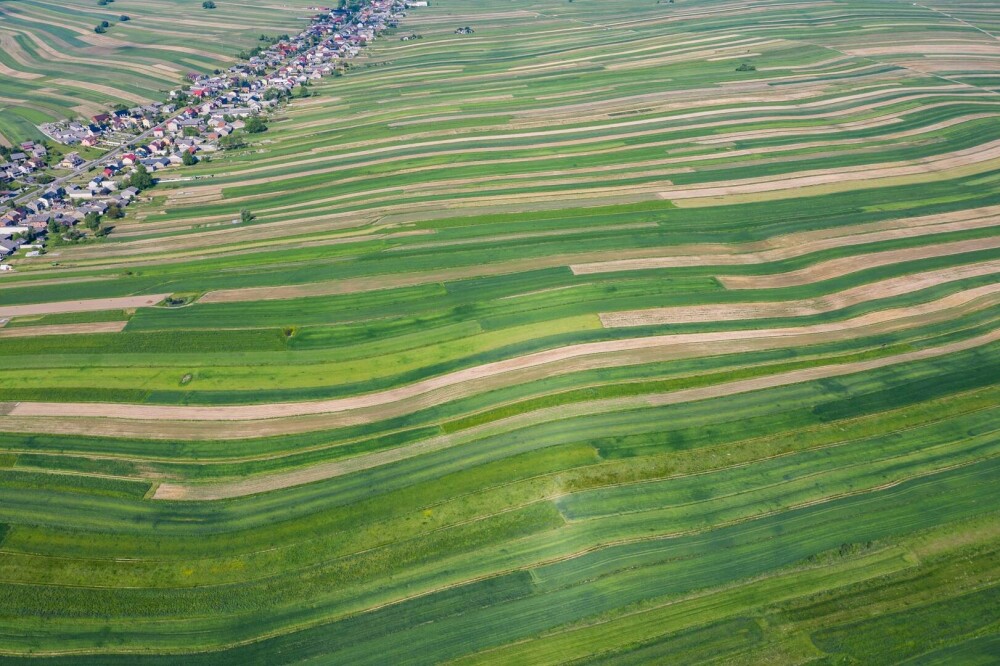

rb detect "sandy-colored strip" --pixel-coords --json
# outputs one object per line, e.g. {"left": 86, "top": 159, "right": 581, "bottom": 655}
{"left": 0, "top": 322, "right": 127, "bottom": 338}
{"left": 602, "top": 259, "right": 1000, "bottom": 327}
{"left": 718, "top": 236, "right": 1000, "bottom": 290}
{"left": 0, "top": 295, "right": 169, "bottom": 318}
{"left": 7, "top": 282, "right": 1000, "bottom": 430}
{"left": 0, "top": 58, "right": 42, "bottom": 80}
{"left": 572, "top": 205, "right": 1000, "bottom": 274}
{"left": 152, "top": 327, "right": 1000, "bottom": 500}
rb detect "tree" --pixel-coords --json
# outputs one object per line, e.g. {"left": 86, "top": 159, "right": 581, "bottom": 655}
{"left": 129, "top": 163, "right": 154, "bottom": 191}
{"left": 94, "top": 24, "right": 107, "bottom": 33}
{"left": 735, "top": 62, "right": 756, "bottom": 72}
{"left": 219, "top": 133, "right": 247, "bottom": 150}
{"left": 106, "top": 204, "right": 124, "bottom": 220}
{"left": 183, "top": 126, "right": 200, "bottom": 137}
{"left": 202, "top": 0, "right": 216, "bottom": 7}
{"left": 100, "top": 20, "right": 111, "bottom": 27}
{"left": 244, "top": 117, "right": 267, "bottom": 134}
{"left": 181, "top": 150, "right": 198, "bottom": 166}
{"left": 84, "top": 212, "right": 101, "bottom": 231}
{"left": 240, "top": 208, "right": 255, "bottom": 224}
{"left": 119, "top": 14, "right": 130, "bottom": 21}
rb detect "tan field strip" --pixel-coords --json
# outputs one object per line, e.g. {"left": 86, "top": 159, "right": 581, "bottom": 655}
{"left": 602, "top": 259, "right": 1000, "bottom": 327}
{"left": 151, "top": 327, "right": 1000, "bottom": 500}
{"left": 0, "top": 295, "right": 169, "bottom": 318}
{"left": 4, "top": 283, "right": 999, "bottom": 438}
{"left": 718, "top": 236, "right": 1000, "bottom": 290}
{"left": 0, "top": 322, "right": 127, "bottom": 338}
{"left": 573, "top": 204, "right": 1000, "bottom": 275}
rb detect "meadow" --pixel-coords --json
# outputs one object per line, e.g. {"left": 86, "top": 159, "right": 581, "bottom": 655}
{"left": 0, "top": 0, "right": 999, "bottom": 662}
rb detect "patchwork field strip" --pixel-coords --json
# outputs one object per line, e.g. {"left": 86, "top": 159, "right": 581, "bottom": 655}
{"left": 2, "top": 0, "right": 1000, "bottom": 662}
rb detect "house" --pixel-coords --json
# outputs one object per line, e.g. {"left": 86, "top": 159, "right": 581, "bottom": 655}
{"left": 60, "top": 153, "right": 84, "bottom": 169}
{"left": 67, "top": 186, "right": 94, "bottom": 200}
{"left": 0, "top": 239, "right": 20, "bottom": 256}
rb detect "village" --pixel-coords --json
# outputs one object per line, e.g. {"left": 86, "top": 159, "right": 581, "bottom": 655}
{"left": 0, "top": 0, "right": 410, "bottom": 269}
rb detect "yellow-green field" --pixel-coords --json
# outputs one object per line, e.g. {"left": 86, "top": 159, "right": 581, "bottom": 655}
{"left": 1, "top": 0, "right": 999, "bottom": 662}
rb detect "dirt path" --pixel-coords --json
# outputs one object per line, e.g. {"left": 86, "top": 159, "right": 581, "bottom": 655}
{"left": 0, "top": 295, "right": 168, "bottom": 318}
{"left": 152, "top": 327, "right": 1000, "bottom": 499}
{"left": 602, "top": 259, "right": 1000, "bottom": 326}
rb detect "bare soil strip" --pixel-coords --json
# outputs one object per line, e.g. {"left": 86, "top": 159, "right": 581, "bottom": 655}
{"left": 718, "top": 236, "right": 1000, "bottom": 289}
{"left": 0, "top": 295, "right": 169, "bottom": 318}
{"left": 152, "top": 327, "right": 1000, "bottom": 499}
{"left": 601, "top": 259, "right": 1000, "bottom": 326}
{"left": 0, "top": 322, "right": 127, "bottom": 338}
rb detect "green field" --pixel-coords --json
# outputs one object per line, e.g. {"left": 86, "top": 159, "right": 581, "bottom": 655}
{"left": 1, "top": 0, "right": 999, "bottom": 662}
{"left": 0, "top": 0, "right": 321, "bottom": 144}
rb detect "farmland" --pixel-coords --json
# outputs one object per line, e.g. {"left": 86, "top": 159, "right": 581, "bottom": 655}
{"left": 1, "top": 0, "right": 1000, "bottom": 662}
{"left": 0, "top": 0, "right": 320, "bottom": 145}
